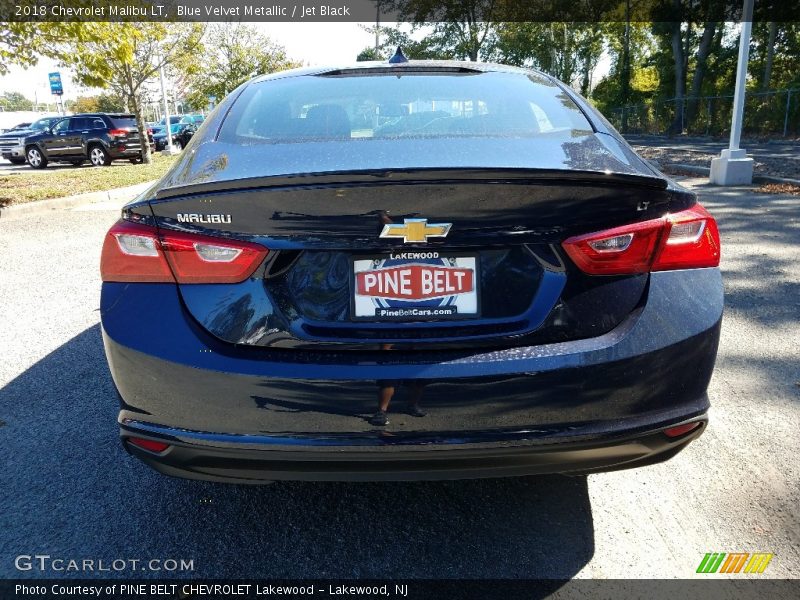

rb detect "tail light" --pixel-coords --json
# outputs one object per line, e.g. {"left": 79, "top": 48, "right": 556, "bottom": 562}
{"left": 108, "top": 128, "right": 129, "bottom": 137}
{"left": 562, "top": 204, "right": 720, "bottom": 275}
{"left": 128, "top": 437, "right": 170, "bottom": 453}
{"left": 664, "top": 421, "right": 703, "bottom": 438}
{"left": 101, "top": 220, "right": 269, "bottom": 284}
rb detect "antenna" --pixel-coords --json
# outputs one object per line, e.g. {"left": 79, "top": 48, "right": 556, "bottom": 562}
{"left": 388, "top": 46, "right": 409, "bottom": 64}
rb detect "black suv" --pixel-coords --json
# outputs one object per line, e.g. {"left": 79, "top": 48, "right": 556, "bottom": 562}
{"left": 23, "top": 113, "right": 154, "bottom": 169}
{"left": 0, "top": 116, "right": 63, "bottom": 164}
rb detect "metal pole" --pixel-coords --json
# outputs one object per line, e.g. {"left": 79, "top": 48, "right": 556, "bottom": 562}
{"left": 729, "top": 0, "right": 754, "bottom": 151}
{"left": 159, "top": 55, "right": 175, "bottom": 153}
{"left": 374, "top": 1, "right": 380, "bottom": 55}
{"left": 784, "top": 90, "right": 792, "bottom": 137}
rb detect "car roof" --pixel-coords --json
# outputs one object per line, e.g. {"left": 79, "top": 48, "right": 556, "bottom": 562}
{"left": 67, "top": 113, "right": 135, "bottom": 118}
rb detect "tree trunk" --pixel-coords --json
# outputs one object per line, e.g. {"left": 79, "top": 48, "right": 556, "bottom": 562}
{"left": 580, "top": 56, "right": 592, "bottom": 97}
{"left": 762, "top": 22, "right": 777, "bottom": 91}
{"left": 131, "top": 93, "right": 152, "bottom": 165}
{"left": 621, "top": 0, "right": 631, "bottom": 133}
{"left": 669, "top": 14, "right": 686, "bottom": 135}
{"left": 686, "top": 22, "right": 717, "bottom": 129}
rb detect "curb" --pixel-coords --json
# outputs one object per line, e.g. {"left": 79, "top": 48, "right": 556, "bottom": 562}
{"left": 664, "top": 163, "right": 711, "bottom": 176}
{"left": 0, "top": 180, "right": 155, "bottom": 220}
{"left": 664, "top": 163, "right": 800, "bottom": 186}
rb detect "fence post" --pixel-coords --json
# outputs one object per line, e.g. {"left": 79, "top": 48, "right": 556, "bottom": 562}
{"left": 784, "top": 90, "right": 792, "bottom": 137}
{"left": 681, "top": 98, "right": 685, "bottom": 133}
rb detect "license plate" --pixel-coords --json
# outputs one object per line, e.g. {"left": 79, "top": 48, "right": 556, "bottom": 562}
{"left": 351, "top": 252, "right": 480, "bottom": 321}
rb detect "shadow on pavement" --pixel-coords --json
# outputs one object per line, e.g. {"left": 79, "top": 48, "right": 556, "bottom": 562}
{"left": 700, "top": 188, "right": 799, "bottom": 327}
{"left": 0, "top": 324, "right": 594, "bottom": 582}
{"left": 696, "top": 187, "right": 800, "bottom": 407}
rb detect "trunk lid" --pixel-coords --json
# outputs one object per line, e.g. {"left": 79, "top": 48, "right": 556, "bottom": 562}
{"left": 145, "top": 165, "right": 689, "bottom": 351}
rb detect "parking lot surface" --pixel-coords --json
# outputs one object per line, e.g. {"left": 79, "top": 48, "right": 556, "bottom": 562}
{"left": 0, "top": 180, "right": 798, "bottom": 582}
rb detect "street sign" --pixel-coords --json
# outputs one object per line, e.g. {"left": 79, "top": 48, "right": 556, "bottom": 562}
{"left": 48, "top": 72, "right": 63, "bottom": 95}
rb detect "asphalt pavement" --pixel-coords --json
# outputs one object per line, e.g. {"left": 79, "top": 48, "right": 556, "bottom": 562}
{"left": 0, "top": 162, "right": 81, "bottom": 176}
{"left": 624, "top": 135, "right": 800, "bottom": 161}
{"left": 0, "top": 180, "right": 798, "bottom": 583}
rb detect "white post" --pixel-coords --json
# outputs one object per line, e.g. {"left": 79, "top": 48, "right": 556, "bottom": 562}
{"left": 710, "top": 0, "right": 754, "bottom": 185}
{"left": 159, "top": 56, "right": 179, "bottom": 155}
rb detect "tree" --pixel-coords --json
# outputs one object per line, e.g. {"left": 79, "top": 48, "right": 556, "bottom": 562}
{"left": 575, "top": 25, "right": 606, "bottom": 97}
{"left": 486, "top": 23, "right": 605, "bottom": 92}
{"left": 67, "top": 96, "right": 100, "bottom": 114}
{"left": 356, "top": 47, "right": 383, "bottom": 62}
{"left": 95, "top": 92, "right": 126, "bottom": 113}
{"left": 0, "top": 91, "right": 33, "bottom": 111}
{"left": 60, "top": 22, "right": 204, "bottom": 164}
{"left": 761, "top": 21, "right": 778, "bottom": 90}
{"left": 185, "top": 23, "right": 300, "bottom": 110}
{"left": 0, "top": 21, "right": 105, "bottom": 75}
{"left": 357, "top": 24, "right": 454, "bottom": 61}
{"left": 380, "top": 0, "right": 501, "bottom": 61}
{"left": 592, "top": 23, "right": 653, "bottom": 109}
{"left": 67, "top": 93, "right": 125, "bottom": 114}
{"left": 685, "top": 21, "right": 717, "bottom": 126}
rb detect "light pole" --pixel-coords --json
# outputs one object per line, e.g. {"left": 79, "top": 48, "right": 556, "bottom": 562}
{"left": 158, "top": 52, "right": 179, "bottom": 155}
{"left": 710, "top": 0, "right": 754, "bottom": 185}
{"left": 375, "top": 1, "right": 380, "bottom": 55}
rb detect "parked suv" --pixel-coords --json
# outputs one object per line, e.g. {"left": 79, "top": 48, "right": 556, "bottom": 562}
{"left": 0, "top": 116, "right": 62, "bottom": 164}
{"left": 23, "top": 113, "right": 154, "bottom": 169}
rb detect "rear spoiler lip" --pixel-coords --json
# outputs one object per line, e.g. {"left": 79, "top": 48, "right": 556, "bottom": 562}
{"left": 147, "top": 167, "right": 669, "bottom": 204}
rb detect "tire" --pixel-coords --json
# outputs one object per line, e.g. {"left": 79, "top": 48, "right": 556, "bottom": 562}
{"left": 172, "top": 139, "right": 183, "bottom": 151}
{"left": 9, "top": 157, "right": 26, "bottom": 165}
{"left": 88, "top": 145, "right": 112, "bottom": 167}
{"left": 26, "top": 146, "right": 47, "bottom": 169}
{"left": 70, "top": 160, "right": 84, "bottom": 167}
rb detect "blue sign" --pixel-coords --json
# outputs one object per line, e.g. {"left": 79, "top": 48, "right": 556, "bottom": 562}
{"left": 48, "top": 72, "right": 63, "bottom": 95}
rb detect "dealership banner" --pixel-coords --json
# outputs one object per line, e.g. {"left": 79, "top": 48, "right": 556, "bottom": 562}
{"left": 4, "top": 0, "right": 800, "bottom": 23}
{"left": 1, "top": 579, "right": 798, "bottom": 600}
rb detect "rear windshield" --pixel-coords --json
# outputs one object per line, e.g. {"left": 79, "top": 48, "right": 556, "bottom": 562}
{"left": 219, "top": 70, "right": 592, "bottom": 145}
{"left": 111, "top": 117, "right": 137, "bottom": 129}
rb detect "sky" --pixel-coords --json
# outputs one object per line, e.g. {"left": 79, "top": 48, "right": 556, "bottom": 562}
{"left": 0, "top": 22, "right": 377, "bottom": 105}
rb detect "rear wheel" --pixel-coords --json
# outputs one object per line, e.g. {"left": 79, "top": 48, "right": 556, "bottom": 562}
{"left": 26, "top": 146, "right": 47, "bottom": 169}
{"left": 89, "top": 145, "right": 112, "bottom": 167}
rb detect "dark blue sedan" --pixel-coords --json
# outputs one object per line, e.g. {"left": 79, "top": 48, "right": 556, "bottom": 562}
{"left": 100, "top": 57, "right": 722, "bottom": 483}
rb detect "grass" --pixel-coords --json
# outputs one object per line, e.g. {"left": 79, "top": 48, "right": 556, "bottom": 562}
{"left": 0, "top": 153, "right": 178, "bottom": 206}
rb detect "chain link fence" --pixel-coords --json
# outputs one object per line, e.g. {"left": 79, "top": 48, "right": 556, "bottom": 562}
{"left": 607, "top": 88, "right": 800, "bottom": 138}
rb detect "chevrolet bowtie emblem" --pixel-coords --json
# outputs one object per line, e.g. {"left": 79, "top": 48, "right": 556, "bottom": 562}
{"left": 379, "top": 218, "right": 452, "bottom": 243}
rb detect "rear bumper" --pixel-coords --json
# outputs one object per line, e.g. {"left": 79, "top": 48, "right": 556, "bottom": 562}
{"left": 121, "top": 417, "right": 707, "bottom": 483}
{"left": 102, "top": 268, "right": 723, "bottom": 482}
{"left": 109, "top": 145, "right": 144, "bottom": 158}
